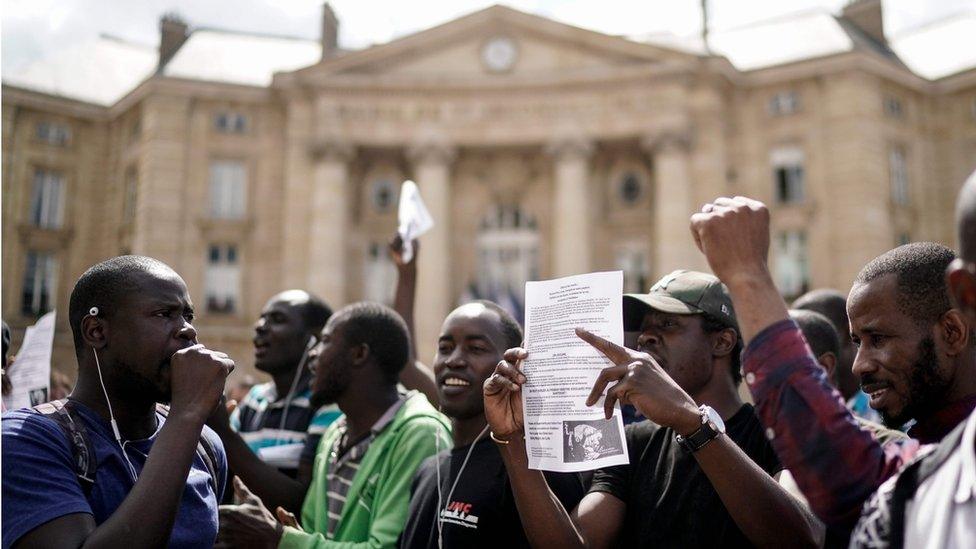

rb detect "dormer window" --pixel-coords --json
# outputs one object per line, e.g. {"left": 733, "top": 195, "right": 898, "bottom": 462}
{"left": 36, "top": 122, "right": 71, "bottom": 146}
{"left": 214, "top": 111, "right": 248, "bottom": 134}
{"left": 768, "top": 91, "right": 800, "bottom": 116}
{"left": 883, "top": 96, "right": 904, "bottom": 119}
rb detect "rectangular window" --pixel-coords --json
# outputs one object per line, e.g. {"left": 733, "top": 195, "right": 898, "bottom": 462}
{"left": 214, "top": 111, "right": 248, "bottom": 134}
{"left": 774, "top": 230, "right": 809, "bottom": 299}
{"left": 123, "top": 167, "right": 138, "bottom": 222}
{"left": 36, "top": 121, "right": 71, "bottom": 146}
{"left": 884, "top": 95, "right": 904, "bottom": 119}
{"left": 29, "top": 168, "right": 65, "bottom": 229}
{"left": 889, "top": 146, "right": 909, "bottom": 205}
{"left": 770, "top": 147, "right": 805, "bottom": 204}
{"left": 363, "top": 242, "right": 396, "bottom": 305}
{"left": 209, "top": 160, "right": 247, "bottom": 219}
{"left": 22, "top": 251, "right": 58, "bottom": 316}
{"left": 205, "top": 244, "right": 240, "bottom": 314}
{"left": 614, "top": 246, "right": 650, "bottom": 295}
{"left": 767, "top": 91, "right": 799, "bottom": 116}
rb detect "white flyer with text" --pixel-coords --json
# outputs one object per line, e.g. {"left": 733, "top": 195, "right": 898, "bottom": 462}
{"left": 3, "top": 311, "right": 56, "bottom": 410}
{"left": 521, "top": 271, "right": 629, "bottom": 472}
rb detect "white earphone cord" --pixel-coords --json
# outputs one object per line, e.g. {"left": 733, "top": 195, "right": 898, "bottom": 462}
{"left": 434, "top": 424, "right": 490, "bottom": 549}
{"left": 274, "top": 337, "right": 315, "bottom": 445}
{"left": 92, "top": 347, "right": 139, "bottom": 483}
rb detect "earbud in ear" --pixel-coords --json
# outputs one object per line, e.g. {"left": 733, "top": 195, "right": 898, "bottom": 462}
{"left": 89, "top": 306, "right": 99, "bottom": 317}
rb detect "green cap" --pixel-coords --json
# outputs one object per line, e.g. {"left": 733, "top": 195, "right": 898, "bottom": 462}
{"left": 623, "top": 270, "right": 738, "bottom": 332}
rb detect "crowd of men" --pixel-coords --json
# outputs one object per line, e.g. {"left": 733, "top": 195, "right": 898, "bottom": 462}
{"left": 3, "top": 169, "right": 976, "bottom": 548}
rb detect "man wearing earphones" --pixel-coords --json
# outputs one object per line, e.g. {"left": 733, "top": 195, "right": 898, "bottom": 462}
{"left": 2, "top": 255, "right": 234, "bottom": 548}
{"left": 205, "top": 290, "right": 340, "bottom": 512}
{"left": 233, "top": 290, "right": 339, "bottom": 479}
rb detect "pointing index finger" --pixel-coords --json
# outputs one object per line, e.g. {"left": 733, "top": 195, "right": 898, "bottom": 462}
{"left": 575, "top": 328, "right": 631, "bottom": 365}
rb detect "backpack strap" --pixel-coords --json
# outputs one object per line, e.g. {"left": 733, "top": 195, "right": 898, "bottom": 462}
{"left": 195, "top": 431, "right": 221, "bottom": 498}
{"left": 155, "top": 404, "right": 220, "bottom": 496}
{"left": 887, "top": 422, "right": 967, "bottom": 549}
{"left": 32, "top": 399, "right": 97, "bottom": 494}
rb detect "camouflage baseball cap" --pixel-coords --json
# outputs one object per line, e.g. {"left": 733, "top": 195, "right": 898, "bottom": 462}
{"left": 622, "top": 270, "right": 738, "bottom": 332}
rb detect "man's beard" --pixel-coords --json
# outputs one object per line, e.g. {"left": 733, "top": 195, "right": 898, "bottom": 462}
{"left": 309, "top": 366, "right": 349, "bottom": 409}
{"left": 879, "top": 337, "right": 951, "bottom": 428}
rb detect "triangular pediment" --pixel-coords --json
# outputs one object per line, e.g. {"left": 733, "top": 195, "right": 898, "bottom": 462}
{"left": 287, "top": 5, "right": 699, "bottom": 83}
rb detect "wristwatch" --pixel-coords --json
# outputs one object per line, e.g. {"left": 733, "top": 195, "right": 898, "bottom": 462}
{"left": 675, "top": 405, "right": 725, "bottom": 452}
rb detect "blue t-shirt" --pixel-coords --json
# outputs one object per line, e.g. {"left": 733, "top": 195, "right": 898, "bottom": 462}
{"left": 1, "top": 401, "right": 226, "bottom": 548}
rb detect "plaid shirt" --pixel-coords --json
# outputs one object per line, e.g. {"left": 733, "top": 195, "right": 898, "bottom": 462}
{"left": 742, "top": 319, "right": 922, "bottom": 529}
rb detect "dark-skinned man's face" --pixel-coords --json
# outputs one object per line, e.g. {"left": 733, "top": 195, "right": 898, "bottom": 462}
{"left": 307, "top": 317, "right": 353, "bottom": 409}
{"left": 635, "top": 310, "right": 719, "bottom": 397}
{"left": 104, "top": 268, "right": 198, "bottom": 403}
{"left": 849, "top": 275, "right": 953, "bottom": 428}
{"left": 253, "top": 291, "right": 313, "bottom": 376}
{"left": 434, "top": 304, "right": 510, "bottom": 421}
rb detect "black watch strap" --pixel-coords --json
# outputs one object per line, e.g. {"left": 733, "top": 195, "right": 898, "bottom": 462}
{"left": 676, "top": 421, "right": 720, "bottom": 453}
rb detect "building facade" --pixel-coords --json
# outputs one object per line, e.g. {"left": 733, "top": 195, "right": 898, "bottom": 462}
{"left": 3, "top": 1, "right": 976, "bottom": 377}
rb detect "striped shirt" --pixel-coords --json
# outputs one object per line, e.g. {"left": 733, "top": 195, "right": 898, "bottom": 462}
{"left": 230, "top": 382, "right": 342, "bottom": 477}
{"left": 325, "top": 397, "right": 406, "bottom": 537}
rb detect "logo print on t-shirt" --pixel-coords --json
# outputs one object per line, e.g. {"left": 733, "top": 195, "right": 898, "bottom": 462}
{"left": 439, "top": 500, "right": 479, "bottom": 529}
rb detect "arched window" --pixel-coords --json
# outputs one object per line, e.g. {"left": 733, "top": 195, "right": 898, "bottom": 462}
{"left": 363, "top": 241, "right": 396, "bottom": 305}
{"left": 471, "top": 205, "right": 539, "bottom": 318}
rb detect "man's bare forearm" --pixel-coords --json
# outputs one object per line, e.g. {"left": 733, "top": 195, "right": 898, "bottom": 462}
{"left": 393, "top": 267, "right": 418, "bottom": 365}
{"left": 722, "top": 268, "right": 790, "bottom": 345}
{"left": 209, "top": 422, "right": 306, "bottom": 513}
{"left": 392, "top": 265, "right": 438, "bottom": 404}
{"left": 694, "top": 436, "right": 823, "bottom": 548}
{"left": 81, "top": 413, "right": 210, "bottom": 548}
{"left": 498, "top": 438, "right": 587, "bottom": 549}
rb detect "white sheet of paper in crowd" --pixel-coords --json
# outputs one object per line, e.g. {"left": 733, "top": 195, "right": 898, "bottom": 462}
{"left": 521, "top": 271, "right": 629, "bottom": 472}
{"left": 396, "top": 180, "right": 434, "bottom": 263}
{"left": 3, "top": 311, "right": 56, "bottom": 410}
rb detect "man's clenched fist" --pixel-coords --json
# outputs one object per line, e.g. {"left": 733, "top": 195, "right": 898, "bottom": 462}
{"left": 689, "top": 196, "right": 771, "bottom": 287}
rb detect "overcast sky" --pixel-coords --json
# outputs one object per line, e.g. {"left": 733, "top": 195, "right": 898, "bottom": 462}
{"left": 3, "top": 0, "right": 974, "bottom": 74}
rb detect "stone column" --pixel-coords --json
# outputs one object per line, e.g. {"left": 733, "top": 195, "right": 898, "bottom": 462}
{"left": 307, "top": 141, "right": 353, "bottom": 305}
{"left": 643, "top": 132, "right": 705, "bottom": 276}
{"left": 547, "top": 138, "right": 594, "bottom": 278}
{"left": 408, "top": 142, "right": 456, "bottom": 363}
{"left": 281, "top": 95, "right": 314, "bottom": 290}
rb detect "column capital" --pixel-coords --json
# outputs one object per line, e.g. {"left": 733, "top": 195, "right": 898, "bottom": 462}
{"left": 545, "top": 137, "right": 594, "bottom": 161}
{"left": 407, "top": 141, "right": 457, "bottom": 165}
{"left": 309, "top": 139, "right": 354, "bottom": 162}
{"left": 640, "top": 131, "right": 693, "bottom": 155}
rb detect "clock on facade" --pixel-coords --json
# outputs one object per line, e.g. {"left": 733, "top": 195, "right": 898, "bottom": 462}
{"left": 481, "top": 36, "right": 518, "bottom": 72}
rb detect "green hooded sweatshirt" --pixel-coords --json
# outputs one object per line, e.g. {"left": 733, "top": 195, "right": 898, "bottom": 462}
{"left": 279, "top": 392, "right": 450, "bottom": 549}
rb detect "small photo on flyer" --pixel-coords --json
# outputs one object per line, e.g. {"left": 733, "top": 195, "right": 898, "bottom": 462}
{"left": 562, "top": 418, "right": 625, "bottom": 463}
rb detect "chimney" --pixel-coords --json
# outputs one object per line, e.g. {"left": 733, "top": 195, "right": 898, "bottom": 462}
{"left": 842, "top": 0, "right": 886, "bottom": 45}
{"left": 158, "top": 13, "right": 189, "bottom": 71}
{"left": 321, "top": 2, "right": 339, "bottom": 60}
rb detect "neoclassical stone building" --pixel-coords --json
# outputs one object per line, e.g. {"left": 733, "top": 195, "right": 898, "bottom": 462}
{"left": 4, "top": 1, "right": 975, "bottom": 376}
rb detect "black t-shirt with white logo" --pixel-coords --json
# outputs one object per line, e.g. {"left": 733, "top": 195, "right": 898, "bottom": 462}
{"left": 589, "top": 403, "right": 782, "bottom": 548}
{"left": 399, "top": 437, "right": 584, "bottom": 549}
